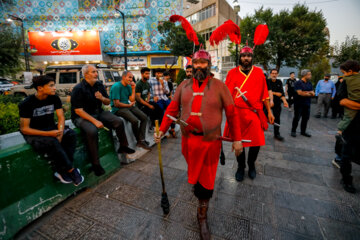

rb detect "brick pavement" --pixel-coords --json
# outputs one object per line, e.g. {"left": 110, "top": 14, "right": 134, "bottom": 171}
{"left": 16, "top": 106, "right": 360, "bottom": 240}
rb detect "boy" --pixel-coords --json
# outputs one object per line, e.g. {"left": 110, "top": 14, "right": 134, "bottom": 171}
{"left": 19, "top": 75, "right": 84, "bottom": 186}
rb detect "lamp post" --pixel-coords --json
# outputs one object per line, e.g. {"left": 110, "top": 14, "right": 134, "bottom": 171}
{"left": 233, "top": 2, "right": 240, "bottom": 67}
{"left": 115, "top": 8, "right": 128, "bottom": 70}
{"left": 7, "top": 14, "right": 30, "bottom": 72}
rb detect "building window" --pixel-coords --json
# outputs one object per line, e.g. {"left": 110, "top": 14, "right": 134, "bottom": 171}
{"left": 186, "top": 4, "right": 215, "bottom": 25}
{"left": 200, "top": 27, "right": 215, "bottom": 41}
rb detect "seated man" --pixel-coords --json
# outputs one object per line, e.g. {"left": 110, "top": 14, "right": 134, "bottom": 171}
{"left": 19, "top": 75, "right": 84, "bottom": 186}
{"left": 135, "top": 67, "right": 162, "bottom": 129}
{"left": 71, "top": 64, "right": 135, "bottom": 176}
{"left": 149, "top": 68, "right": 176, "bottom": 137}
{"left": 110, "top": 71, "right": 151, "bottom": 150}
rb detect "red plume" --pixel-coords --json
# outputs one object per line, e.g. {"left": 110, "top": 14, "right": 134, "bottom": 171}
{"left": 169, "top": 15, "right": 199, "bottom": 45}
{"left": 253, "top": 24, "right": 269, "bottom": 46}
{"left": 209, "top": 20, "right": 241, "bottom": 46}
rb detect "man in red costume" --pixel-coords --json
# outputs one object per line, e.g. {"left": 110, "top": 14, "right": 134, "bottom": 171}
{"left": 154, "top": 49, "right": 243, "bottom": 240}
{"left": 224, "top": 46, "right": 275, "bottom": 182}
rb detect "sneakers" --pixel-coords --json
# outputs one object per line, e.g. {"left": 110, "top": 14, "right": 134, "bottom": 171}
{"left": 68, "top": 168, "right": 84, "bottom": 186}
{"left": 118, "top": 146, "right": 136, "bottom": 154}
{"left": 54, "top": 172, "right": 72, "bottom": 184}
{"left": 235, "top": 168, "right": 245, "bottom": 182}
{"left": 136, "top": 140, "right": 152, "bottom": 150}
{"left": 55, "top": 168, "right": 84, "bottom": 186}
{"left": 274, "top": 135, "right": 284, "bottom": 141}
{"left": 332, "top": 159, "right": 342, "bottom": 169}
{"left": 92, "top": 164, "right": 105, "bottom": 176}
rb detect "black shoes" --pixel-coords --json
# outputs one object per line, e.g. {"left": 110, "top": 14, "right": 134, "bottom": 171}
{"left": 341, "top": 179, "right": 356, "bottom": 193}
{"left": 118, "top": 146, "right": 136, "bottom": 154}
{"left": 248, "top": 168, "right": 256, "bottom": 179}
{"left": 291, "top": 132, "right": 296, "bottom": 137}
{"left": 301, "top": 132, "right": 312, "bottom": 137}
{"left": 274, "top": 135, "right": 284, "bottom": 141}
{"left": 315, "top": 114, "right": 321, "bottom": 118}
{"left": 92, "top": 164, "right": 105, "bottom": 176}
{"left": 137, "top": 140, "right": 152, "bottom": 150}
{"left": 235, "top": 168, "right": 245, "bottom": 182}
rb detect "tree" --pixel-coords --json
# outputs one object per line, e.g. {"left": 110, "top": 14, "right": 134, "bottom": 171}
{"left": 0, "top": 25, "right": 23, "bottom": 77}
{"left": 332, "top": 36, "right": 360, "bottom": 68}
{"left": 158, "top": 21, "right": 205, "bottom": 59}
{"left": 230, "top": 4, "right": 328, "bottom": 72}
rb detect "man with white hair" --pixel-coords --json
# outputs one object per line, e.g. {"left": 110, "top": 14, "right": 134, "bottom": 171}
{"left": 71, "top": 64, "right": 135, "bottom": 176}
{"left": 291, "top": 69, "right": 315, "bottom": 137}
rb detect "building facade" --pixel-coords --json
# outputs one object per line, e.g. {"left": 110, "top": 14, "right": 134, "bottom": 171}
{"left": 183, "top": 0, "right": 240, "bottom": 80}
{"left": 0, "top": 0, "right": 183, "bottom": 79}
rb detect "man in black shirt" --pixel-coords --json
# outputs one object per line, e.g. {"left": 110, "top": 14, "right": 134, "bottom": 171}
{"left": 19, "top": 75, "right": 84, "bottom": 186}
{"left": 269, "top": 69, "right": 289, "bottom": 141}
{"left": 291, "top": 69, "right": 315, "bottom": 137}
{"left": 71, "top": 64, "right": 135, "bottom": 176}
{"left": 286, "top": 72, "right": 296, "bottom": 109}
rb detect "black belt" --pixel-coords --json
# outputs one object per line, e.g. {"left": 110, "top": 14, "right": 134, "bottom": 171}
{"left": 191, "top": 131, "right": 204, "bottom": 136}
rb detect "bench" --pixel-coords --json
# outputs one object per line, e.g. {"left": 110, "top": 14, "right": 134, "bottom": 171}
{"left": 0, "top": 116, "right": 160, "bottom": 239}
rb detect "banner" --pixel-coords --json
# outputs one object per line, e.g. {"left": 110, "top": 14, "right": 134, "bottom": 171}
{"left": 28, "top": 31, "right": 101, "bottom": 56}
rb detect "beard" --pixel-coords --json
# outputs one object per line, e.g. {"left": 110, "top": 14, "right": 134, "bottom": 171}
{"left": 239, "top": 58, "right": 253, "bottom": 70}
{"left": 193, "top": 67, "right": 210, "bottom": 81}
{"left": 186, "top": 74, "right": 192, "bottom": 79}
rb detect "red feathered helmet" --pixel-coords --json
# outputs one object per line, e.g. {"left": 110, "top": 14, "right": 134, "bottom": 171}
{"left": 193, "top": 48, "right": 211, "bottom": 62}
{"left": 240, "top": 45, "right": 253, "bottom": 55}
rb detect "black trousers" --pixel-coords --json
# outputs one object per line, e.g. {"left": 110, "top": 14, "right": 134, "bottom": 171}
{"left": 73, "top": 111, "right": 129, "bottom": 165}
{"left": 194, "top": 182, "right": 213, "bottom": 200}
{"left": 272, "top": 105, "right": 281, "bottom": 136}
{"left": 291, "top": 104, "right": 310, "bottom": 133}
{"left": 236, "top": 146, "right": 260, "bottom": 169}
{"left": 24, "top": 128, "right": 76, "bottom": 174}
{"left": 139, "top": 102, "right": 163, "bottom": 127}
{"left": 331, "top": 99, "right": 344, "bottom": 118}
{"left": 340, "top": 113, "right": 360, "bottom": 184}
{"left": 288, "top": 93, "right": 294, "bottom": 108}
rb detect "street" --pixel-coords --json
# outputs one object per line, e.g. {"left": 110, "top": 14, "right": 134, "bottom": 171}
{"left": 17, "top": 105, "right": 360, "bottom": 240}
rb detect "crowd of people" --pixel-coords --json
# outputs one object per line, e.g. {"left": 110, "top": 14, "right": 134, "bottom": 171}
{"left": 18, "top": 64, "right": 181, "bottom": 184}
{"left": 17, "top": 54, "right": 359, "bottom": 239}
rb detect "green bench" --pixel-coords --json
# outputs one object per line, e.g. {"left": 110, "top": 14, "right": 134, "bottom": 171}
{"left": 0, "top": 128, "right": 121, "bottom": 240}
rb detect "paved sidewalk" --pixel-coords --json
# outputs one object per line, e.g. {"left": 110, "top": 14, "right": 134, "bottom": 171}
{"left": 17, "top": 106, "right": 360, "bottom": 240}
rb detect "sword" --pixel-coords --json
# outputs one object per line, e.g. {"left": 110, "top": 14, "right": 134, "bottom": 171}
{"left": 166, "top": 114, "right": 199, "bottom": 132}
{"left": 218, "top": 136, "right": 251, "bottom": 143}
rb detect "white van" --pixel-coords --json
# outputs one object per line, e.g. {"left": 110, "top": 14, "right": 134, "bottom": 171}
{"left": 10, "top": 64, "right": 122, "bottom": 102}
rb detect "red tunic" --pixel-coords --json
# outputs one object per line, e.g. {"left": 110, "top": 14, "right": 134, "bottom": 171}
{"left": 160, "top": 77, "right": 241, "bottom": 190}
{"left": 223, "top": 66, "right": 269, "bottom": 147}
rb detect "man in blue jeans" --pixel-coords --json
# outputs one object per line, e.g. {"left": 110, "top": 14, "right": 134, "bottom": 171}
{"left": 149, "top": 68, "right": 176, "bottom": 137}
{"left": 19, "top": 75, "right": 84, "bottom": 186}
{"left": 291, "top": 69, "right": 315, "bottom": 137}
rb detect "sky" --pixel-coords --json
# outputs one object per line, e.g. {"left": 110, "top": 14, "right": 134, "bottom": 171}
{"left": 226, "top": 0, "right": 360, "bottom": 46}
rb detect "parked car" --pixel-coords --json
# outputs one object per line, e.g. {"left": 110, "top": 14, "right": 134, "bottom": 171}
{"left": 10, "top": 64, "right": 122, "bottom": 101}
{"left": 0, "top": 78, "right": 15, "bottom": 95}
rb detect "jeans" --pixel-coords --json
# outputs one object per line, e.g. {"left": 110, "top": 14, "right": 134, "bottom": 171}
{"left": 73, "top": 111, "right": 128, "bottom": 165}
{"left": 24, "top": 128, "right": 76, "bottom": 174}
{"left": 139, "top": 102, "right": 163, "bottom": 127}
{"left": 291, "top": 104, "right": 310, "bottom": 133}
{"left": 115, "top": 106, "right": 147, "bottom": 141}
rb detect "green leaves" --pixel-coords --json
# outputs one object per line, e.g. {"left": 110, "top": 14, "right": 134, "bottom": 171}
{"left": 332, "top": 36, "right": 360, "bottom": 68}
{"left": 0, "top": 25, "right": 23, "bottom": 77}
{"left": 235, "top": 4, "right": 328, "bottom": 71}
{"left": 157, "top": 21, "right": 205, "bottom": 57}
